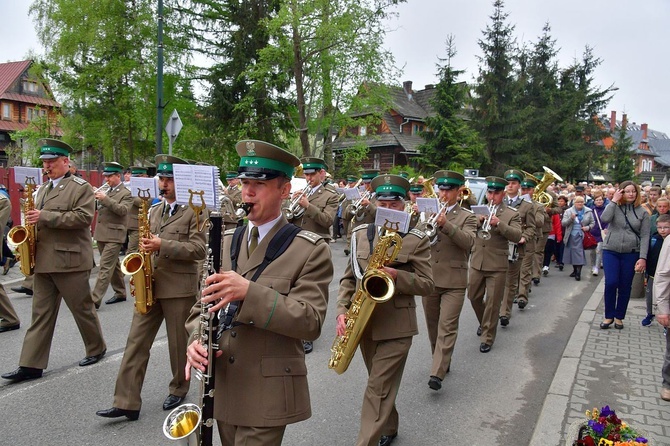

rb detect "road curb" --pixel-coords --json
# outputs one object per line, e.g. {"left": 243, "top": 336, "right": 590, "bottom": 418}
{"left": 529, "top": 278, "right": 604, "bottom": 445}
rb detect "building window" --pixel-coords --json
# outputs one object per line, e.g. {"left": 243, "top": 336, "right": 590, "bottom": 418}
{"left": 27, "top": 107, "right": 36, "bottom": 122}
{"left": 1, "top": 103, "right": 10, "bottom": 120}
{"left": 373, "top": 153, "right": 380, "bottom": 170}
{"left": 22, "top": 81, "right": 38, "bottom": 93}
{"left": 360, "top": 125, "right": 367, "bottom": 136}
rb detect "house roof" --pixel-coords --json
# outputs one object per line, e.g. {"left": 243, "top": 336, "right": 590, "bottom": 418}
{"left": 0, "top": 60, "right": 61, "bottom": 108}
{"left": 0, "top": 92, "right": 60, "bottom": 107}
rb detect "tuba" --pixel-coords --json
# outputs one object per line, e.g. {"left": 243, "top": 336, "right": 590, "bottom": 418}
{"left": 328, "top": 228, "right": 402, "bottom": 374}
{"left": 422, "top": 177, "right": 437, "bottom": 198}
{"left": 120, "top": 189, "right": 155, "bottom": 315}
{"left": 8, "top": 177, "right": 38, "bottom": 276}
{"left": 534, "top": 166, "right": 563, "bottom": 206}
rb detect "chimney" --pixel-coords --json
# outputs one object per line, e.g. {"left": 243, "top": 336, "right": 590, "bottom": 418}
{"left": 622, "top": 113, "right": 628, "bottom": 129}
{"left": 424, "top": 84, "right": 435, "bottom": 90}
{"left": 640, "top": 123, "right": 649, "bottom": 150}
{"left": 402, "top": 81, "right": 413, "bottom": 100}
{"left": 610, "top": 110, "right": 616, "bottom": 132}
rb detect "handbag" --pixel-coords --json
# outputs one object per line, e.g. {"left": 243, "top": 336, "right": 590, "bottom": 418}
{"left": 583, "top": 231, "right": 598, "bottom": 250}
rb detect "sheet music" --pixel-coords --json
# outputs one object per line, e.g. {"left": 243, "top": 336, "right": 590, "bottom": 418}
{"left": 471, "top": 205, "right": 491, "bottom": 216}
{"left": 129, "top": 177, "right": 160, "bottom": 198}
{"left": 172, "top": 164, "right": 220, "bottom": 211}
{"left": 13, "top": 167, "right": 44, "bottom": 186}
{"left": 343, "top": 188, "right": 361, "bottom": 200}
{"left": 416, "top": 197, "right": 440, "bottom": 214}
{"left": 375, "top": 207, "right": 410, "bottom": 233}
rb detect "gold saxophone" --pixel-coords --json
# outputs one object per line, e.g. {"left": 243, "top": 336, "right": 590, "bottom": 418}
{"left": 328, "top": 229, "right": 402, "bottom": 374}
{"left": 120, "top": 189, "right": 154, "bottom": 315}
{"left": 8, "top": 178, "right": 38, "bottom": 276}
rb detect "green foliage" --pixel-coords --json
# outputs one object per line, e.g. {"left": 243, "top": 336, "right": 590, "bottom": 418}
{"left": 419, "top": 36, "right": 485, "bottom": 174}
{"left": 609, "top": 124, "right": 636, "bottom": 183}
{"left": 335, "top": 141, "right": 369, "bottom": 180}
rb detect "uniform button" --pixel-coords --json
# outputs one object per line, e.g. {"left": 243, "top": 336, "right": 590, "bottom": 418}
{"left": 248, "top": 321, "right": 254, "bottom": 325}
{"left": 230, "top": 331, "right": 236, "bottom": 337}
{"left": 285, "top": 367, "right": 291, "bottom": 373}
{"left": 228, "top": 356, "right": 235, "bottom": 363}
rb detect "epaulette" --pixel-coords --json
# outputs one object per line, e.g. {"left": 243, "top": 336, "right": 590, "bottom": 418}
{"left": 409, "top": 228, "right": 426, "bottom": 239}
{"left": 150, "top": 201, "right": 162, "bottom": 209}
{"left": 224, "top": 228, "right": 236, "bottom": 236}
{"left": 507, "top": 206, "right": 518, "bottom": 212}
{"left": 324, "top": 183, "right": 338, "bottom": 194}
{"left": 461, "top": 207, "right": 474, "bottom": 214}
{"left": 295, "top": 230, "right": 323, "bottom": 244}
{"left": 352, "top": 224, "right": 369, "bottom": 233}
{"left": 72, "top": 176, "right": 88, "bottom": 186}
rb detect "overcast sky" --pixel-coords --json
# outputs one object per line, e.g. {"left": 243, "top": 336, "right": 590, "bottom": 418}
{"left": 2, "top": 0, "right": 668, "bottom": 133}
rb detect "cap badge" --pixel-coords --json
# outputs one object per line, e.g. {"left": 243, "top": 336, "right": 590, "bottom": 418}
{"left": 384, "top": 175, "right": 391, "bottom": 184}
{"left": 246, "top": 141, "right": 256, "bottom": 156}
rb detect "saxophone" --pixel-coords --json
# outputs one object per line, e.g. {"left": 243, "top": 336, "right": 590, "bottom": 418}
{"left": 164, "top": 211, "right": 222, "bottom": 446}
{"left": 8, "top": 177, "right": 38, "bottom": 276}
{"left": 120, "top": 189, "right": 154, "bottom": 315}
{"left": 328, "top": 228, "right": 402, "bottom": 374}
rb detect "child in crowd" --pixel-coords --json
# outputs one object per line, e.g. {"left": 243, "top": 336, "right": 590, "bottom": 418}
{"left": 643, "top": 214, "right": 670, "bottom": 326}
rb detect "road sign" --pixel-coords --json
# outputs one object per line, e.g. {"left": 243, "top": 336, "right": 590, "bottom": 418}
{"left": 166, "top": 109, "right": 182, "bottom": 155}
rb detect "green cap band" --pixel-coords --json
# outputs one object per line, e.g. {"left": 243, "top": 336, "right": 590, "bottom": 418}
{"left": 104, "top": 166, "right": 123, "bottom": 174}
{"left": 40, "top": 145, "right": 69, "bottom": 157}
{"left": 240, "top": 156, "right": 294, "bottom": 178}
{"left": 302, "top": 162, "right": 325, "bottom": 171}
{"left": 347, "top": 176, "right": 358, "bottom": 182}
{"left": 157, "top": 162, "right": 173, "bottom": 173}
{"left": 131, "top": 167, "right": 147, "bottom": 175}
{"left": 375, "top": 184, "right": 406, "bottom": 196}
{"left": 521, "top": 179, "right": 538, "bottom": 188}
{"left": 436, "top": 177, "right": 464, "bottom": 187}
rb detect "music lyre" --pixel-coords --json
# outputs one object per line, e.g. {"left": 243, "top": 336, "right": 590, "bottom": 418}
{"left": 188, "top": 189, "right": 208, "bottom": 232}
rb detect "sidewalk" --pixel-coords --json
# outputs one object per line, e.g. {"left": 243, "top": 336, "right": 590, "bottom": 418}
{"left": 531, "top": 278, "right": 670, "bottom": 445}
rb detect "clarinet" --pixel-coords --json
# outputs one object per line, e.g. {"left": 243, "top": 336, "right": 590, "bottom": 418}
{"left": 198, "top": 211, "right": 223, "bottom": 446}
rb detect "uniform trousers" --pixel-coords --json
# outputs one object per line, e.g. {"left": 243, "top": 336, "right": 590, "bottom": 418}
{"left": 422, "top": 287, "right": 466, "bottom": 379}
{"left": 92, "top": 241, "right": 127, "bottom": 306}
{"left": 356, "top": 334, "right": 412, "bottom": 446}
{"left": 217, "top": 422, "right": 287, "bottom": 446}
{"left": 112, "top": 296, "right": 194, "bottom": 410}
{"left": 127, "top": 229, "right": 139, "bottom": 254}
{"left": 468, "top": 268, "right": 507, "bottom": 346}
{"left": 20, "top": 270, "right": 106, "bottom": 369}
{"left": 533, "top": 234, "right": 548, "bottom": 279}
{"left": 520, "top": 241, "right": 536, "bottom": 295}
{"left": 502, "top": 256, "right": 523, "bottom": 318}
{"left": 602, "top": 250, "right": 639, "bottom": 320}
{"left": 0, "top": 285, "right": 19, "bottom": 327}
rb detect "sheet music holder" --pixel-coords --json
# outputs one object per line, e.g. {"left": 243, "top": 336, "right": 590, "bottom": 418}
{"left": 129, "top": 177, "right": 160, "bottom": 198}
{"left": 416, "top": 197, "right": 440, "bottom": 214}
{"left": 375, "top": 207, "right": 410, "bottom": 234}
{"left": 14, "top": 167, "right": 44, "bottom": 186}
{"left": 172, "top": 164, "right": 220, "bottom": 211}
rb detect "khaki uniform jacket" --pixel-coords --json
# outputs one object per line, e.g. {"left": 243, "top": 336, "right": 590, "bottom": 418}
{"left": 150, "top": 202, "right": 207, "bottom": 299}
{"left": 337, "top": 225, "right": 434, "bottom": 341}
{"left": 470, "top": 204, "right": 522, "bottom": 272}
{"left": 289, "top": 183, "right": 339, "bottom": 239}
{"left": 0, "top": 194, "right": 10, "bottom": 229}
{"left": 430, "top": 205, "right": 477, "bottom": 289}
{"left": 127, "top": 196, "right": 143, "bottom": 231}
{"left": 187, "top": 217, "right": 333, "bottom": 427}
{"left": 345, "top": 197, "right": 377, "bottom": 226}
{"left": 508, "top": 197, "right": 535, "bottom": 256}
{"left": 93, "top": 184, "right": 132, "bottom": 243}
{"left": 34, "top": 175, "right": 95, "bottom": 273}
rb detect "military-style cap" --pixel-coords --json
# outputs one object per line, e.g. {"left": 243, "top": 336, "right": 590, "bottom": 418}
{"left": 575, "top": 185, "right": 585, "bottom": 192}
{"left": 521, "top": 176, "right": 538, "bottom": 188}
{"left": 300, "top": 157, "right": 327, "bottom": 174}
{"left": 361, "top": 169, "right": 379, "bottom": 183}
{"left": 235, "top": 140, "right": 300, "bottom": 180}
{"left": 434, "top": 170, "right": 465, "bottom": 190}
{"left": 504, "top": 169, "right": 524, "bottom": 183}
{"left": 398, "top": 171, "right": 409, "bottom": 179}
{"left": 409, "top": 183, "right": 424, "bottom": 193}
{"left": 346, "top": 175, "right": 358, "bottom": 183}
{"left": 486, "top": 176, "right": 508, "bottom": 192}
{"left": 371, "top": 174, "right": 410, "bottom": 201}
{"left": 38, "top": 138, "right": 71, "bottom": 160}
{"left": 130, "top": 166, "right": 149, "bottom": 176}
{"left": 225, "top": 171, "right": 238, "bottom": 180}
{"left": 155, "top": 155, "right": 188, "bottom": 178}
{"left": 102, "top": 162, "right": 124, "bottom": 176}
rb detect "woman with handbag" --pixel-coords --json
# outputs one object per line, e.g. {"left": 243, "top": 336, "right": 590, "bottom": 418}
{"left": 562, "top": 196, "right": 595, "bottom": 281}
{"left": 590, "top": 191, "right": 609, "bottom": 276}
{"left": 599, "top": 181, "right": 650, "bottom": 329}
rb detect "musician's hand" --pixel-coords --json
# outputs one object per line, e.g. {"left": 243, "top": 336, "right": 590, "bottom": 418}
{"left": 94, "top": 191, "right": 107, "bottom": 201}
{"left": 298, "top": 194, "right": 309, "bottom": 209}
{"left": 361, "top": 198, "right": 370, "bottom": 207}
{"left": 336, "top": 314, "right": 347, "bottom": 337}
{"left": 412, "top": 203, "right": 419, "bottom": 213}
{"left": 202, "top": 270, "right": 250, "bottom": 312}
{"left": 185, "top": 340, "right": 222, "bottom": 379}
{"left": 490, "top": 214, "right": 500, "bottom": 227}
{"left": 381, "top": 266, "right": 398, "bottom": 282}
{"left": 518, "top": 236, "right": 526, "bottom": 245}
{"left": 140, "top": 234, "right": 161, "bottom": 252}
{"left": 25, "top": 209, "right": 40, "bottom": 224}
{"left": 436, "top": 212, "right": 447, "bottom": 227}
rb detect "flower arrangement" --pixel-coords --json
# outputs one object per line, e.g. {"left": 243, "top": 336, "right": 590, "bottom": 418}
{"left": 573, "top": 406, "right": 648, "bottom": 446}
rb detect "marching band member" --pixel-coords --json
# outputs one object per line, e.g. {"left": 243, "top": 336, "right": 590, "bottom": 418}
{"left": 337, "top": 174, "right": 434, "bottom": 446}
{"left": 421, "top": 170, "right": 477, "bottom": 391}
{"left": 344, "top": 169, "right": 379, "bottom": 254}
{"left": 0, "top": 188, "right": 19, "bottom": 332}
{"left": 468, "top": 176, "right": 522, "bottom": 353}
{"left": 223, "top": 171, "right": 243, "bottom": 230}
{"left": 125, "top": 166, "right": 150, "bottom": 255}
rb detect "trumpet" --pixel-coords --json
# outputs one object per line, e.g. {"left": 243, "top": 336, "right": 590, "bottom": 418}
{"left": 477, "top": 203, "right": 498, "bottom": 240}
{"left": 420, "top": 201, "right": 448, "bottom": 245}
{"left": 93, "top": 183, "right": 111, "bottom": 194}
{"left": 283, "top": 185, "right": 310, "bottom": 220}
{"left": 349, "top": 191, "right": 375, "bottom": 216}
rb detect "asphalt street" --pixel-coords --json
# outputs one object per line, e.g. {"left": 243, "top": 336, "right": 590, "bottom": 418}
{"left": 0, "top": 238, "right": 597, "bottom": 445}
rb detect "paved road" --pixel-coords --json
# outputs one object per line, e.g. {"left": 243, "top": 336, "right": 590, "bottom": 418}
{"left": 0, "top": 239, "right": 596, "bottom": 445}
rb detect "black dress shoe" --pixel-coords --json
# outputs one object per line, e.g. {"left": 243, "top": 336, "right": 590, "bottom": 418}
{"left": 10, "top": 286, "right": 33, "bottom": 296}
{"left": 428, "top": 376, "right": 442, "bottom": 391}
{"left": 105, "top": 295, "right": 127, "bottom": 305}
{"left": 2, "top": 366, "right": 43, "bottom": 382}
{"left": 558, "top": 264, "right": 564, "bottom": 271}
{"left": 517, "top": 299, "right": 527, "bottom": 310}
{"left": 479, "top": 343, "right": 492, "bottom": 353}
{"left": 600, "top": 320, "right": 613, "bottom": 329}
{"left": 532, "top": 278, "right": 540, "bottom": 285}
{"left": 0, "top": 324, "right": 20, "bottom": 333}
{"left": 499, "top": 316, "right": 509, "bottom": 327}
{"left": 163, "top": 394, "right": 184, "bottom": 411}
{"left": 96, "top": 407, "right": 140, "bottom": 421}
{"left": 476, "top": 326, "right": 482, "bottom": 336}
{"left": 379, "top": 433, "right": 397, "bottom": 446}
{"left": 79, "top": 349, "right": 106, "bottom": 367}
{"left": 344, "top": 248, "right": 350, "bottom": 256}
{"left": 303, "top": 340, "right": 313, "bottom": 354}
